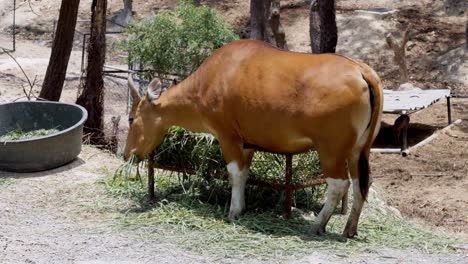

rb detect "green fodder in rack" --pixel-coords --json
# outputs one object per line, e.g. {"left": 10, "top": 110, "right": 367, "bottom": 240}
{"left": 153, "top": 127, "right": 322, "bottom": 184}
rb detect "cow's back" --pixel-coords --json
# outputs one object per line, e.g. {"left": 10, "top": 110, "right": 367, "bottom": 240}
{"left": 192, "top": 40, "right": 370, "bottom": 153}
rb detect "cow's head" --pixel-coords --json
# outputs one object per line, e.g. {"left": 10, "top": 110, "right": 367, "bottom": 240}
{"left": 123, "top": 75, "right": 170, "bottom": 161}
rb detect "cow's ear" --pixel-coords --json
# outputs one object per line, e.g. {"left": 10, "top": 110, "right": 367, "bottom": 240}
{"left": 146, "top": 78, "right": 163, "bottom": 102}
{"left": 128, "top": 74, "right": 141, "bottom": 103}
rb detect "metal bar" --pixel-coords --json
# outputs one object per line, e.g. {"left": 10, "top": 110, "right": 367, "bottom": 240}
{"left": 402, "top": 119, "right": 462, "bottom": 157}
{"left": 104, "top": 64, "right": 135, "bottom": 72}
{"left": 400, "top": 114, "right": 409, "bottom": 152}
{"left": 52, "top": 19, "right": 57, "bottom": 40}
{"left": 447, "top": 96, "right": 452, "bottom": 125}
{"left": 155, "top": 164, "right": 326, "bottom": 190}
{"left": 127, "top": 63, "right": 133, "bottom": 114}
{"left": 450, "top": 94, "right": 468, "bottom": 98}
{"left": 103, "top": 73, "right": 132, "bottom": 80}
{"left": 147, "top": 150, "right": 156, "bottom": 201}
{"left": 370, "top": 148, "right": 401, "bottom": 153}
{"left": 283, "top": 154, "right": 293, "bottom": 219}
{"left": 103, "top": 70, "right": 131, "bottom": 74}
{"left": 81, "top": 33, "right": 88, "bottom": 73}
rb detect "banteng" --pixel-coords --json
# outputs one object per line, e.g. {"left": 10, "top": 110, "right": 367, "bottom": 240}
{"left": 124, "top": 40, "right": 383, "bottom": 237}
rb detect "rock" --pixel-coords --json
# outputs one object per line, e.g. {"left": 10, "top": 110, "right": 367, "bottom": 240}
{"left": 444, "top": 0, "right": 466, "bottom": 16}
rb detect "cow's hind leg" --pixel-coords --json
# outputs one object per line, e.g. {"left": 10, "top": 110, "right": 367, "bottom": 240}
{"left": 343, "top": 150, "right": 372, "bottom": 238}
{"left": 310, "top": 156, "right": 350, "bottom": 235}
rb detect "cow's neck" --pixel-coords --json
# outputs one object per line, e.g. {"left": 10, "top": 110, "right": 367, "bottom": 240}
{"left": 158, "top": 76, "right": 208, "bottom": 133}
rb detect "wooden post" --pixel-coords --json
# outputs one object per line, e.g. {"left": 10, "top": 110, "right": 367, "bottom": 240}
{"left": 269, "top": 0, "right": 288, "bottom": 50}
{"left": 284, "top": 154, "right": 293, "bottom": 219}
{"left": 147, "top": 150, "right": 156, "bottom": 201}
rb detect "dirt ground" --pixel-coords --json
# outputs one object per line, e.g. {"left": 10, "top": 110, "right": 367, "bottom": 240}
{"left": 1, "top": 0, "right": 467, "bottom": 263}
{"left": 1, "top": 147, "right": 468, "bottom": 264}
{"left": 373, "top": 100, "right": 468, "bottom": 236}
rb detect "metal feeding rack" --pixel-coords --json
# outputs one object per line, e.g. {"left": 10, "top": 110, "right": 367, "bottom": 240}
{"left": 145, "top": 135, "right": 340, "bottom": 218}
{"left": 372, "top": 88, "right": 454, "bottom": 156}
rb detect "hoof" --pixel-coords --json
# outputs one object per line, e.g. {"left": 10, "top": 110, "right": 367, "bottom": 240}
{"left": 342, "top": 227, "right": 357, "bottom": 238}
{"left": 228, "top": 207, "right": 242, "bottom": 220}
{"left": 340, "top": 206, "right": 348, "bottom": 215}
{"left": 309, "top": 224, "right": 326, "bottom": 236}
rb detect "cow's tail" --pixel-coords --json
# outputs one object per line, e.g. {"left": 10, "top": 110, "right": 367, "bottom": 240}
{"left": 357, "top": 63, "right": 384, "bottom": 200}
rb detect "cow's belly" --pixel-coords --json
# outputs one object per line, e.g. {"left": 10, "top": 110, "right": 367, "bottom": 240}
{"left": 243, "top": 132, "right": 315, "bottom": 154}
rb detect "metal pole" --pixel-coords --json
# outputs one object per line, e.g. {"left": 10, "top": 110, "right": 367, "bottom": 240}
{"left": 81, "top": 33, "right": 88, "bottom": 73}
{"left": 446, "top": 96, "right": 452, "bottom": 125}
{"left": 284, "top": 154, "right": 293, "bottom": 219}
{"left": 127, "top": 63, "right": 133, "bottom": 114}
{"left": 401, "top": 115, "right": 409, "bottom": 153}
{"left": 147, "top": 150, "right": 156, "bottom": 201}
{"left": 52, "top": 19, "right": 57, "bottom": 40}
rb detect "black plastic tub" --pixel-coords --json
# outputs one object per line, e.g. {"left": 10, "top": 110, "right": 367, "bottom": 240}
{"left": 0, "top": 101, "right": 88, "bottom": 172}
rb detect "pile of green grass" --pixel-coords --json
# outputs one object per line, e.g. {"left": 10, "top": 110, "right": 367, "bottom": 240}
{"left": 0, "top": 127, "right": 60, "bottom": 141}
{"left": 101, "top": 170, "right": 461, "bottom": 260}
{"left": 105, "top": 127, "right": 461, "bottom": 260}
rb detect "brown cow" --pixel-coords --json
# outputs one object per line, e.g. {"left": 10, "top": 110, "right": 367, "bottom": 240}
{"left": 124, "top": 39, "right": 383, "bottom": 238}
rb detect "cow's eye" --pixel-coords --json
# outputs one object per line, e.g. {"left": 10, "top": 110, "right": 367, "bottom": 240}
{"left": 128, "top": 117, "right": 134, "bottom": 125}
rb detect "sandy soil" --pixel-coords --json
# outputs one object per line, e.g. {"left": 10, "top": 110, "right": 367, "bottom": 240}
{"left": 1, "top": 0, "right": 467, "bottom": 262}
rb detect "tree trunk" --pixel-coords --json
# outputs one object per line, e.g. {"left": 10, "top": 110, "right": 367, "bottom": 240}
{"left": 386, "top": 28, "right": 411, "bottom": 83}
{"left": 123, "top": 0, "right": 132, "bottom": 13}
{"left": 250, "top": 0, "right": 269, "bottom": 41}
{"left": 444, "top": 0, "right": 464, "bottom": 16}
{"left": 249, "top": 0, "right": 287, "bottom": 49}
{"left": 269, "top": 0, "right": 288, "bottom": 50}
{"left": 122, "top": 0, "right": 132, "bottom": 23}
{"left": 76, "top": 0, "right": 107, "bottom": 145}
{"left": 39, "top": 0, "right": 80, "bottom": 101}
{"left": 309, "top": 0, "right": 337, "bottom": 53}
{"left": 110, "top": 0, "right": 132, "bottom": 27}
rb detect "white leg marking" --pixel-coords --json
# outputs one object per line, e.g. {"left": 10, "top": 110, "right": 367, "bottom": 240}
{"left": 343, "top": 178, "right": 365, "bottom": 237}
{"left": 312, "top": 178, "right": 350, "bottom": 234}
{"left": 227, "top": 161, "right": 248, "bottom": 219}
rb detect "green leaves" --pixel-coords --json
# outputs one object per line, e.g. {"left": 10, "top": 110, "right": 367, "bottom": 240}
{"left": 118, "top": 1, "right": 239, "bottom": 79}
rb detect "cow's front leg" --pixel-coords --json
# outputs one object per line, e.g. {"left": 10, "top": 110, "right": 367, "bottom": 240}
{"left": 227, "top": 161, "right": 249, "bottom": 219}
{"left": 218, "top": 138, "right": 254, "bottom": 220}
